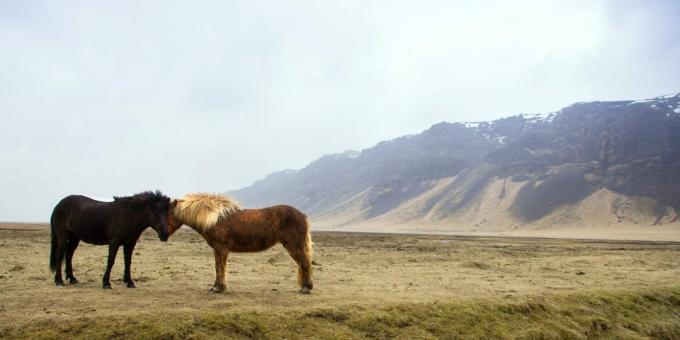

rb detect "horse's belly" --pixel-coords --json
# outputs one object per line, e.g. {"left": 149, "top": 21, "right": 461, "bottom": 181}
{"left": 72, "top": 227, "right": 109, "bottom": 245}
{"left": 226, "top": 234, "right": 277, "bottom": 252}
{"left": 78, "top": 235, "right": 108, "bottom": 245}
{"left": 67, "top": 214, "right": 110, "bottom": 245}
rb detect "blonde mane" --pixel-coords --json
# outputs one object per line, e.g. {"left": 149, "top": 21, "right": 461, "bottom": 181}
{"left": 173, "top": 193, "right": 241, "bottom": 229}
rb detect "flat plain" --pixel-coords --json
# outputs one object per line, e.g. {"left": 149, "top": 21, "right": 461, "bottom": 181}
{"left": 1, "top": 225, "right": 680, "bottom": 339}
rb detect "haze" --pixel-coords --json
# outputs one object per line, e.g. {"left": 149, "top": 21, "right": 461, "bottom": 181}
{"left": 1, "top": 1, "right": 679, "bottom": 222}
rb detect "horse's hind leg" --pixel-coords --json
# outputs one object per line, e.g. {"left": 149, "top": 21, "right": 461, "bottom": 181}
{"left": 281, "top": 236, "right": 314, "bottom": 294}
{"left": 53, "top": 234, "right": 68, "bottom": 286}
{"left": 64, "top": 235, "right": 80, "bottom": 284}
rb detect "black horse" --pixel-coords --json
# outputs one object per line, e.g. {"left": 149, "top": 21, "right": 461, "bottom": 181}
{"left": 49, "top": 191, "right": 170, "bottom": 289}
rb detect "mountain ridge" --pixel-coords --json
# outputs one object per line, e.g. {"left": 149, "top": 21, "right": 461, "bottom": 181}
{"left": 229, "top": 93, "right": 680, "bottom": 231}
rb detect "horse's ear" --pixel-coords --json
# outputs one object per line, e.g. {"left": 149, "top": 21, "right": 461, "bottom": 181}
{"left": 170, "top": 198, "right": 184, "bottom": 210}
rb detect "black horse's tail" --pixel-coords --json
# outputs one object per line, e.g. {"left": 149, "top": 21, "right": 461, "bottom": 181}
{"left": 49, "top": 214, "right": 58, "bottom": 273}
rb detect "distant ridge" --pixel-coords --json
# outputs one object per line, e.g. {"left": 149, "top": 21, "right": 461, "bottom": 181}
{"left": 229, "top": 93, "right": 680, "bottom": 231}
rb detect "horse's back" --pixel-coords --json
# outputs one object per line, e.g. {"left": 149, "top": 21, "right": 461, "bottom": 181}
{"left": 52, "top": 195, "right": 107, "bottom": 220}
{"left": 51, "top": 195, "right": 85, "bottom": 223}
{"left": 217, "top": 205, "right": 308, "bottom": 252}
{"left": 51, "top": 195, "right": 112, "bottom": 244}
{"left": 236, "top": 205, "right": 307, "bottom": 230}
{"left": 272, "top": 205, "right": 308, "bottom": 229}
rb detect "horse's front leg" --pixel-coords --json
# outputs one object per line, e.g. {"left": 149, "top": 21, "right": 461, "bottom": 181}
{"left": 210, "top": 247, "right": 229, "bottom": 293}
{"left": 123, "top": 242, "right": 137, "bottom": 288}
{"left": 102, "top": 242, "right": 120, "bottom": 289}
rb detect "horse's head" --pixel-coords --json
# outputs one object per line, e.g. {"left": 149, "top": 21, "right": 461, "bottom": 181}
{"left": 149, "top": 194, "right": 171, "bottom": 242}
{"left": 114, "top": 191, "right": 171, "bottom": 241}
{"left": 167, "top": 199, "right": 184, "bottom": 236}
{"left": 136, "top": 191, "right": 171, "bottom": 241}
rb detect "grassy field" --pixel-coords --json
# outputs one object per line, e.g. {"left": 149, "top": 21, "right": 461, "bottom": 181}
{"left": 1, "top": 227, "right": 680, "bottom": 339}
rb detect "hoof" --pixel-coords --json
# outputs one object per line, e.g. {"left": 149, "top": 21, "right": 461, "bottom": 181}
{"left": 103, "top": 283, "right": 112, "bottom": 289}
{"left": 55, "top": 281, "right": 65, "bottom": 287}
{"left": 68, "top": 277, "right": 79, "bottom": 284}
{"left": 126, "top": 281, "right": 136, "bottom": 288}
{"left": 209, "top": 285, "right": 225, "bottom": 293}
{"left": 298, "top": 287, "right": 311, "bottom": 295}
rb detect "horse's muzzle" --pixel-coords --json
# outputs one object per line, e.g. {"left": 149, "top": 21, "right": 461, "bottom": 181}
{"left": 156, "top": 228, "right": 169, "bottom": 242}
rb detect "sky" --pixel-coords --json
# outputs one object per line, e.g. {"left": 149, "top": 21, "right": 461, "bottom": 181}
{"left": 1, "top": 0, "right": 680, "bottom": 222}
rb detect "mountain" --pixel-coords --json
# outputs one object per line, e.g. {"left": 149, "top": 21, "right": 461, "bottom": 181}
{"left": 229, "top": 93, "right": 680, "bottom": 231}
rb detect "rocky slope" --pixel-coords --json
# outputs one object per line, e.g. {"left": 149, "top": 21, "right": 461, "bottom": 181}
{"left": 229, "top": 93, "right": 680, "bottom": 231}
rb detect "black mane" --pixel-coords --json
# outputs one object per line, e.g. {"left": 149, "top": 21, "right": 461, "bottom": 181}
{"left": 114, "top": 190, "right": 169, "bottom": 208}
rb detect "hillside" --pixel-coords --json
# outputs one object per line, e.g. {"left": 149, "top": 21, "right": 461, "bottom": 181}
{"left": 229, "top": 93, "right": 680, "bottom": 232}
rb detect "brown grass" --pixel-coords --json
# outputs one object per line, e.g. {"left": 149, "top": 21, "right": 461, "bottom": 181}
{"left": 1, "top": 228, "right": 679, "bottom": 338}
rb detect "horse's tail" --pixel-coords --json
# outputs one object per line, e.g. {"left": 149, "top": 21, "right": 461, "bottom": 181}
{"left": 49, "top": 214, "right": 58, "bottom": 273}
{"left": 297, "top": 218, "right": 314, "bottom": 288}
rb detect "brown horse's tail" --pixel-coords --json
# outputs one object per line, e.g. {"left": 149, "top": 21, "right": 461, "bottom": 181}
{"left": 297, "top": 219, "right": 314, "bottom": 288}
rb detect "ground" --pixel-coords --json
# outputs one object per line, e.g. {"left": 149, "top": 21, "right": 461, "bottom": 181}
{"left": 1, "top": 225, "right": 679, "bottom": 338}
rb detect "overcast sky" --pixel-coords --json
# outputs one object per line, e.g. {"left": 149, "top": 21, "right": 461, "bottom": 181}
{"left": 1, "top": 1, "right": 680, "bottom": 222}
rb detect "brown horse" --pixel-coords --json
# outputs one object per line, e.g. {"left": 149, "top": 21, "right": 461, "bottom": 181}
{"left": 167, "top": 193, "right": 313, "bottom": 294}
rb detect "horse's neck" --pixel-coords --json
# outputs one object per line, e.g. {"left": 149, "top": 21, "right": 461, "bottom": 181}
{"left": 112, "top": 202, "right": 149, "bottom": 230}
{"left": 128, "top": 211, "right": 151, "bottom": 231}
{"left": 182, "top": 221, "right": 206, "bottom": 235}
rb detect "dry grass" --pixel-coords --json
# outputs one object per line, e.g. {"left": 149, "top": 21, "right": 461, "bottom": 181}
{"left": 1, "top": 227, "right": 680, "bottom": 338}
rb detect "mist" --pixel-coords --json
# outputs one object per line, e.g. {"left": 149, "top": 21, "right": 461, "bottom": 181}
{"left": 1, "top": 0, "right": 679, "bottom": 221}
